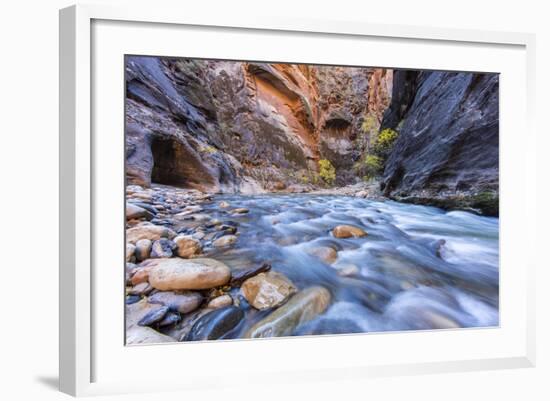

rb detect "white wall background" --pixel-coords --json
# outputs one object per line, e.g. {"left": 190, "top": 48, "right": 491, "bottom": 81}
{"left": 0, "top": 0, "right": 547, "bottom": 399}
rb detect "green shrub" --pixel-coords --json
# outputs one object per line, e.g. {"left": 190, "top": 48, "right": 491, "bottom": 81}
{"left": 363, "top": 154, "right": 383, "bottom": 179}
{"left": 374, "top": 128, "right": 399, "bottom": 154}
{"left": 354, "top": 154, "right": 382, "bottom": 180}
{"left": 318, "top": 159, "right": 336, "bottom": 185}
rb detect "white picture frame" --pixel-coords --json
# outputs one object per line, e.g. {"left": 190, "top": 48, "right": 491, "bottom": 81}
{"left": 59, "top": 3, "right": 536, "bottom": 397}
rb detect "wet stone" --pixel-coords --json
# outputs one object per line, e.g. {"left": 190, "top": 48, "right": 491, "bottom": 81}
{"left": 137, "top": 305, "right": 170, "bottom": 327}
{"left": 184, "top": 306, "right": 244, "bottom": 341}
{"left": 151, "top": 238, "right": 176, "bottom": 258}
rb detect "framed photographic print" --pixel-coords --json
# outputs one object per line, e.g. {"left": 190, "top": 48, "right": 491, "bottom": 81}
{"left": 59, "top": 4, "right": 536, "bottom": 397}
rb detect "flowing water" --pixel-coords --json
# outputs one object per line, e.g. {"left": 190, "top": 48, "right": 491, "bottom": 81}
{"left": 178, "top": 194, "right": 499, "bottom": 336}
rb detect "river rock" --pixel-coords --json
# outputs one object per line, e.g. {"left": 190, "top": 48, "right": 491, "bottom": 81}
{"left": 148, "top": 290, "right": 203, "bottom": 314}
{"left": 126, "top": 224, "right": 176, "bottom": 244}
{"left": 307, "top": 246, "right": 338, "bottom": 264}
{"left": 184, "top": 306, "right": 244, "bottom": 341}
{"left": 137, "top": 305, "right": 169, "bottom": 326}
{"left": 134, "top": 239, "right": 152, "bottom": 261}
{"left": 126, "top": 325, "right": 176, "bottom": 344}
{"left": 158, "top": 312, "right": 182, "bottom": 327}
{"left": 176, "top": 205, "right": 203, "bottom": 217}
{"left": 126, "top": 202, "right": 154, "bottom": 220}
{"left": 128, "top": 282, "right": 153, "bottom": 296}
{"left": 207, "top": 294, "right": 233, "bottom": 309}
{"left": 212, "top": 235, "right": 238, "bottom": 248}
{"left": 241, "top": 271, "right": 296, "bottom": 310}
{"left": 151, "top": 238, "right": 176, "bottom": 258}
{"left": 130, "top": 267, "right": 150, "bottom": 285}
{"left": 126, "top": 243, "right": 136, "bottom": 263}
{"left": 337, "top": 264, "right": 360, "bottom": 277}
{"left": 148, "top": 258, "right": 231, "bottom": 290}
{"left": 219, "top": 201, "right": 230, "bottom": 208}
{"left": 173, "top": 235, "right": 202, "bottom": 258}
{"left": 244, "top": 286, "right": 331, "bottom": 338}
{"left": 230, "top": 263, "right": 271, "bottom": 286}
{"left": 230, "top": 208, "right": 249, "bottom": 214}
{"left": 332, "top": 225, "right": 367, "bottom": 238}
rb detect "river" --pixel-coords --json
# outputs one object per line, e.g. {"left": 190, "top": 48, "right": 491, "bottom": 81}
{"left": 172, "top": 193, "right": 499, "bottom": 337}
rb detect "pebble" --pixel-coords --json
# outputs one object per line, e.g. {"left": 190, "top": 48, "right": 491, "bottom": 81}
{"left": 207, "top": 294, "right": 233, "bottom": 309}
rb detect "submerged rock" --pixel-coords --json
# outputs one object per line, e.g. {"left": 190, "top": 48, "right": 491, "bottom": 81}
{"left": 230, "top": 208, "right": 249, "bottom": 214}
{"left": 244, "top": 286, "right": 331, "bottom": 338}
{"left": 184, "top": 306, "right": 244, "bottom": 341}
{"left": 332, "top": 225, "right": 367, "bottom": 238}
{"left": 148, "top": 258, "right": 231, "bottom": 290}
{"left": 241, "top": 271, "right": 296, "bottom": 310}
{"left": 212, "top": 235, "right": 238, "bottom": 248}
{"left": 306, "top": 246, "right": 338, "bottom": 264}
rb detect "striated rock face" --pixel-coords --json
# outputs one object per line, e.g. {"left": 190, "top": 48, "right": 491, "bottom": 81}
{"left": 381, "top": 71, "right": 499, "bottom": 215}
{"left": 126, "top": 56, "right": 392, "bottom": 190}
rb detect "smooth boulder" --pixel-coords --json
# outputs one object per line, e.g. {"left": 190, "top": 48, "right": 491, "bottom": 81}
{"left": 126, "top": 224, "right": 176, "bottom": 243}
{"left": 134, "top": 239, "right": 152, "bottom": 261}
{"left": 184, "top": 306, "right": 244, "bottom": 341}
{"left": 148, "top": 290, "right": 203, "bottom": 314}
{"left": 126, "top": 202, "right": 154, "bottom": 220}
{"left": 148, "top": 258, "right": 231, "bottom": 290}
{"left": 241, "top": 271, "right": 296, "bottom": 310}
{"left": 244, "top": 286, "right": 331, "bottom": 338}
{"left": 332, "top": 225, "right": 367, "bottom": 238}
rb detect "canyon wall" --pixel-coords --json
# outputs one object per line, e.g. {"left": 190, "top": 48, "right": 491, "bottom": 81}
{"left": 380, "top": 70, "right": 499, "bottom": 215}
{"left": 125, "top": 56, "right": 390, "bottom": 191}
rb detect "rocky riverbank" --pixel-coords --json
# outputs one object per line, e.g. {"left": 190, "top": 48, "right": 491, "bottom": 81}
{"left": 126, "top": 184, "right": 345, "bottom": 343}
{"left": 125, "top": 183, "right": 499, "bottom": 344}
